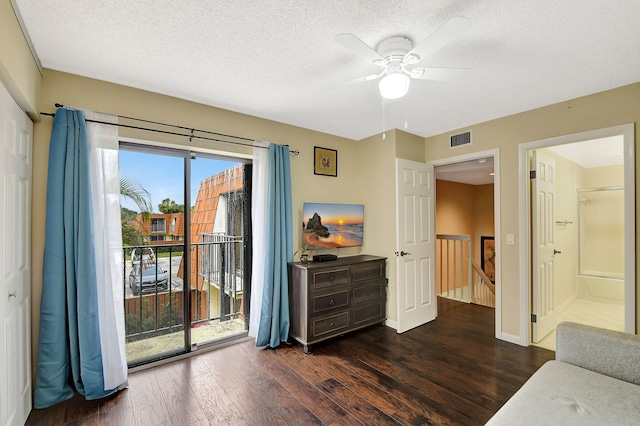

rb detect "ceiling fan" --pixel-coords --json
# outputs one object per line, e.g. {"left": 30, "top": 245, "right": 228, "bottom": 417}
{"left": 335, "top": 17, "right": 471, "bottom": 99}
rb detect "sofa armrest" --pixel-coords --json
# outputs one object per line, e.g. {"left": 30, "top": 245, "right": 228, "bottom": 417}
{"left": 556, "top": 321, "right": 640, "bottom": 385}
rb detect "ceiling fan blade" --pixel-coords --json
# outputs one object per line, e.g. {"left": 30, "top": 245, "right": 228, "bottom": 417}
{"left": 324, "top": 72, "right": 383, "bottom": 91}
{"left": 412, "top": 67, "right": 471, "bottom": 81}
{"left": 405, "top": 17, "right": 471, "bottom": 64}
{"left": 335, "top": 33, "right": 386, "bottom": 65}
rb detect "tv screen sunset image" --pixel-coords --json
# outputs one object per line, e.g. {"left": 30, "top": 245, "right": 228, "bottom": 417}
{"left": 302, "top": 203, "right": 364, "bottom": 249}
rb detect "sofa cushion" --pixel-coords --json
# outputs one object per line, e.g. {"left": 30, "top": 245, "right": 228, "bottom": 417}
{"left": 556, "top": 321, "right": 640, "bottom": 386}
{"left": 486, "top": 361, "right": 640, "bottom": 425}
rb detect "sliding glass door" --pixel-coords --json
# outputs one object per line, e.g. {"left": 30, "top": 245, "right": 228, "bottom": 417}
{"left": 119, "top": 143, "right": 250, "bottom": 366}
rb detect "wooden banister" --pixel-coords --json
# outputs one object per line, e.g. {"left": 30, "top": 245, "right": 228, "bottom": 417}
{"left": 471, "top": 259, "right": 496, "bottom": 295}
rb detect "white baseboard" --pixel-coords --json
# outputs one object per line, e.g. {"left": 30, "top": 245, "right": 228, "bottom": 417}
{"left": 500, "top": 332, "right": 527, "bottom": 347}
{"left": 385, "top": 319, "right": 398, "bottom": 330}
{"left": 556, "top": 293, "right": 578, "bottom": 314}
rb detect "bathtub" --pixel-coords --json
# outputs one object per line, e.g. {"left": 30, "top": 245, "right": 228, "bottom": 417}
{"left": 577, "top": 274, "right": 624, "bottom": 305}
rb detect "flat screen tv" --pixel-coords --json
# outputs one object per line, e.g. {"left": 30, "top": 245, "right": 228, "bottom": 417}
{"left": 301, "top": 202, "right": 364, "bottom": 250}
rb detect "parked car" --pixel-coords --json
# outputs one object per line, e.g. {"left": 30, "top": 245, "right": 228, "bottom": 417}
{"left": 129, "top": 264, "right": 169, "bottom": 295}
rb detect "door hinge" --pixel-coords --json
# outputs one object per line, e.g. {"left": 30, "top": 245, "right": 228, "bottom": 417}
{"left": 529, "top": 170, "right": 536, "bottom": 179}
{"left": 531, "top": 314, "right": 537, "bottom": 323}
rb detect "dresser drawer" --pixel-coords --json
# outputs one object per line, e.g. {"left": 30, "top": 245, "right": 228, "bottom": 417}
{"left": 312, "top": 290, "right": 349, "bottom": 314}
{"left": 352, "top": 282, "right": 383, "bottom": 304}
{"left": 352, "top": 300, "right": 384, "bottom": 326}
{"left": 312, "top": 268, "right": 350, "bottom": 289}
{"left": 352, "top": 261, "right": 385, "bottom": 283}
{"left": 311, "top": 312, "right": 349, "bottom": 339}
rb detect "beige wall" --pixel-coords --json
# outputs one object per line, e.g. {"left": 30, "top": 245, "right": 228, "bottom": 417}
{"left": 395, "top": 129, "right": 426, "bottom": 162}
{"left": 351, "top": 129, "right": 425, "bottom": 323}
{"left": 425, "top": 83, "right": 640, "bottom": 336}
{"left": 582, "top": 164, "right": 624, "bottom": 188}
{"left": 0, "top": 0, "right": 40, "bottom": 116}
{"left": 356, "top": 130, "right": 399, "bottom": 321}
{"left": 579, "top": 165, "right": 625, "bottom": 279}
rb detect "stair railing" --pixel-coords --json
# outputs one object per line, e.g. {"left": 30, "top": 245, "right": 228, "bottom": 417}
{"left": 436, "top": 234, "right": 495, "bottom": 308}
{"left": 436, "top": 234, "right": 472, "bottom": 303}
{"left": 471, "top": 258, "right": 495, "bottom": 308}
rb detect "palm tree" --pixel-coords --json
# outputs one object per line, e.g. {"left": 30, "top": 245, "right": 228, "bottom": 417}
{"left": 120, "top": 177, "right": 152, "bottom": 246}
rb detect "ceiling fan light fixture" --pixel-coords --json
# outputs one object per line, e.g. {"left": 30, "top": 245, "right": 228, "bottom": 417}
{"left": 379, "top": 72, "right": 410, "bottom": 99}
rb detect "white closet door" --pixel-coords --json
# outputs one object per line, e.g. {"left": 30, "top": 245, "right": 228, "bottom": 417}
{"left": 0, "top": 81, "right": 33, "bottom": 426}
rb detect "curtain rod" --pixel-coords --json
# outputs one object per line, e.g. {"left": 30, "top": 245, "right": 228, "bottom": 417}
{"left": 40, "top": 104, "right": 300, "bottom": 155}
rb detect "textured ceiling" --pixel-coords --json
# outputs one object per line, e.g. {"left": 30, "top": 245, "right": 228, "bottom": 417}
{"left": 14, "top": 0, "right": 640, "bottom": 140}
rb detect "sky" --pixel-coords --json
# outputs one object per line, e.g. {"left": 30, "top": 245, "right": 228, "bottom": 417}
{"left": 302, "top": 202, "right": 364, "bottom": 225}
{"left": 119, "top": 150, "right": 241, "bottom": 213}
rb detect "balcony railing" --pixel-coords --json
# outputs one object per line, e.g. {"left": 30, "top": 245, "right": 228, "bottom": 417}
{"left": 150, "top": 223, "right": 166, "bottom": 233}
{"left": 193, "top": 233, "right": 244, "bottom": 326}
{"left": 122, "top": 238, "right": 245, "bottom": 350}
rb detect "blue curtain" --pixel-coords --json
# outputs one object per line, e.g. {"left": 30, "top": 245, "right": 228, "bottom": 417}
{"left": 256, "top": 144, "right": 293, "bottom": 347}
{"left": 34, "top": 109, "right": 116, "bottom": 408}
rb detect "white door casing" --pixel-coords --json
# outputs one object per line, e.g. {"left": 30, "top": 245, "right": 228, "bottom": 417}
{"left": 0, "top": 82, "right": 33, "bottom": 426}
{"left": 531, "top": 150, "right": 557, "bottom": 343}
{"left": 395, "top": 158, "right": 436, "bottom": 333}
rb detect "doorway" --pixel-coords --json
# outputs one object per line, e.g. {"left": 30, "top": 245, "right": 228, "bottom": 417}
{"left": 430, "top": 148, "right": 501, "bottom": 338}
{"left": 520, "top": 124, "right": 635, "bottom": 349}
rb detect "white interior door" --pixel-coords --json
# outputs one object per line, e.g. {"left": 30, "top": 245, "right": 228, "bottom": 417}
{"left": 395, "top": 158, "right": 436, "bottom": 333}
{"left": 0, "top": 82, "right": 33, "bottom": 426}
{"left": 531, "top": 150, "right": 557, "bottom": 343}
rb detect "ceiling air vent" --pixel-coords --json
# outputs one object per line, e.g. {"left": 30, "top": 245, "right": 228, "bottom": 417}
{"left": 450, "top": 131, "right": 472, "bottom": 148}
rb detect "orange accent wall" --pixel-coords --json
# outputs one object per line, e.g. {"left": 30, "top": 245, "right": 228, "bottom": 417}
{"left": 436, "top": 180, "right": 494, "bottom": 261}
{"left": 436, "top": 180, "right": 494, "bottom": 293}
{"left": 436, "top": 180, "right": 475, "bottom": 237}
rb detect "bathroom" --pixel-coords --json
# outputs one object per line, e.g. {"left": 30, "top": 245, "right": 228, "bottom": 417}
{"left": 534, "top": 137, "right": 626, "bottom": 350}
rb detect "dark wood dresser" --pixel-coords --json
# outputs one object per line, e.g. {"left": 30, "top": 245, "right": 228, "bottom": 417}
{"left": 287, "top": 255, "right": 387, "bottom": 353}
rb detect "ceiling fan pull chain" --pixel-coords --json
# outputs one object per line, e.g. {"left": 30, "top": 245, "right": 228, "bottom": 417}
{"left": 404, "top": 99, "right": 409, "bottom": 129}
{"left": 382, "top": 99, "right": 386, "bottom": 140}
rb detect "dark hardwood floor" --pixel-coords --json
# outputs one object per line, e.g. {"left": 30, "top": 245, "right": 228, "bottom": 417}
{"left": 26, "top": 298, "right": 554, "bottom": 425}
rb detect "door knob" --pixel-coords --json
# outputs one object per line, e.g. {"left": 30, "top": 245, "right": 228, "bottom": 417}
{"left": 395, "top": 251, "right": 413, "bottom": 257}
{"left": 554, "top": 249, "right": 562, "bottom": 255}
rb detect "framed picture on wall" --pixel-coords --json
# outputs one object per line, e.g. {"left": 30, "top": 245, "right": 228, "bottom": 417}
{"left": 314, "top": 146, "right": 337, "bottom": 177}
{"left": 481, "top": 236, "right": 495, "bottom": 283}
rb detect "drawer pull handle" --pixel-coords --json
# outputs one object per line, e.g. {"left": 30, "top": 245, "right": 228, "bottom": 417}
{"left": 330, "top": 322, "right": 334, "bottom": 327}
{"left": 329, "top": 299, "right": 335, "bottom": 305}
{"left": 330, "top": 275, "right": 334, "bottom": 281}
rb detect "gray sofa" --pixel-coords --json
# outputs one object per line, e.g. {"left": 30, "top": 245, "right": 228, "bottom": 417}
{"left": 487, "top": 321, "right": 640, "bottom": 425}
